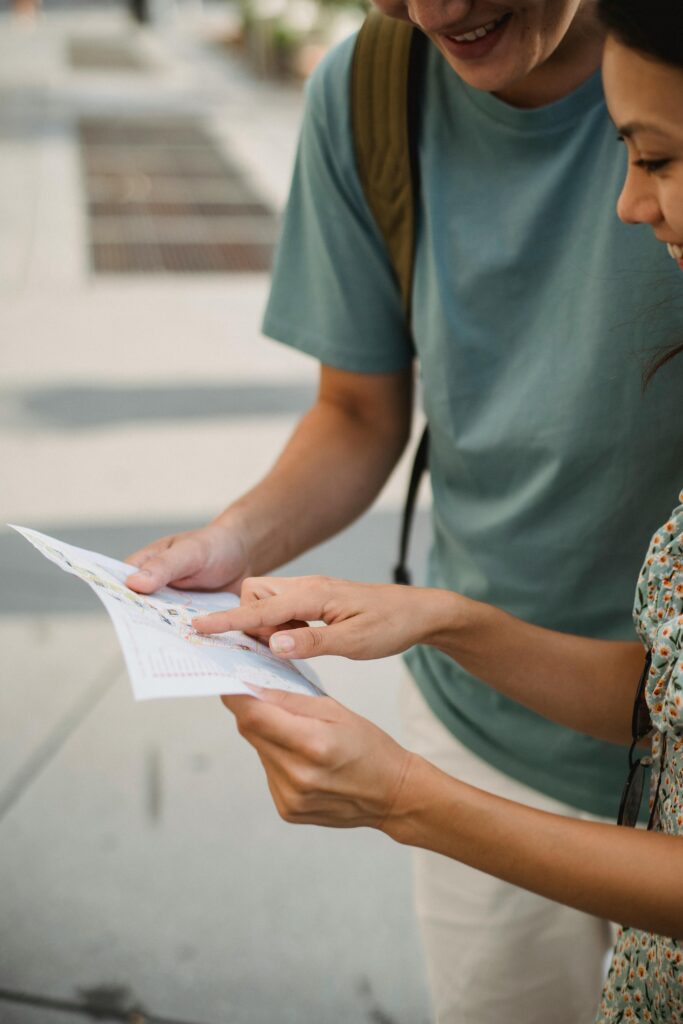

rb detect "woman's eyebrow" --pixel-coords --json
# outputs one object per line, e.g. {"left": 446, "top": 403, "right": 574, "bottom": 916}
{"left": 618, "top": 121, "right": 669, "bottom": 139}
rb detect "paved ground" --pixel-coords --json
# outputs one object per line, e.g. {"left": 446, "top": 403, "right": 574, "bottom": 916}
{"left": 0, "top": 4, "right": 432, "bottom": 1022}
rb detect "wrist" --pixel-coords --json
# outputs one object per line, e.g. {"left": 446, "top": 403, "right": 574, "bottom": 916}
{"left": 380, "top": 753, "right": 453, "bottom": 846}
{"left": 416, "top": 587, "right": 484, "bottom": 652}
{"left": 209, "top": 507, "right": 254, "bottom": 578}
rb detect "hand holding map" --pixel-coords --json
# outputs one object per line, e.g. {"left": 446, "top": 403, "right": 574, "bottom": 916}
{"left": 11, "top": 526, "right": 324, "bottom": 701}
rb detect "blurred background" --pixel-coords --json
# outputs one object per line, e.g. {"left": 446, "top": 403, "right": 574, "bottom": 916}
{"left": 0, "top": 1, "right": 432, "bottom": 1021}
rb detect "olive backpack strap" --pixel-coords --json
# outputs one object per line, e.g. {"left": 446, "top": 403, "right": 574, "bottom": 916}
{"left": 351, "top": 10, "right": 429, "bottom": 585}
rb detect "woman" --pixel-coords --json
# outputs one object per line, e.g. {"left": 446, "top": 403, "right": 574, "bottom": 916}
{"left": 196, "top": 0, "right": 683, "bottom": 1018}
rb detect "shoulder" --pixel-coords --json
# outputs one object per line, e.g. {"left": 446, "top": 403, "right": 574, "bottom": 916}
{"left": 634, "top": 491, "right": 683, "bottom": 640}
{"left": 304, "top": 32, "right": 357, "bottom": 121}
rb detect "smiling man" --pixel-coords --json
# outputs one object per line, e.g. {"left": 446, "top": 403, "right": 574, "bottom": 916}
{"left": 126, "top": 1, "right": 683, "bottom": 1021}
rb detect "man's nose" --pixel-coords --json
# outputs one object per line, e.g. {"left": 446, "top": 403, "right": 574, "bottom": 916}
{"left": 405, "top": 0, "right": 472, "bottom": 34}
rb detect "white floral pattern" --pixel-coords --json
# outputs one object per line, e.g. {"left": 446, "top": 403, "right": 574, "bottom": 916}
{"left": 596, "top": 491, "right": 683, "bottom": 1023}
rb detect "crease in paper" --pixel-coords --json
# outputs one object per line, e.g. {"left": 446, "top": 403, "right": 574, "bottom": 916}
{"left": 11, "top": 525, "right": 324, "bottom": 701}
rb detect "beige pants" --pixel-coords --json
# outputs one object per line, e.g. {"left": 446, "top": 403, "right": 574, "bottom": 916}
{"left": 401, "top": 676, "right": 617, "bottom": 1024}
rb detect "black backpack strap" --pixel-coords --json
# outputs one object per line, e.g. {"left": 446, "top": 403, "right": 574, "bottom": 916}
{"left": 351, "top": 11, "right": 430, "bottom": 585}
{"left": 392, "top": 425, "right": 429, "bottom": 584}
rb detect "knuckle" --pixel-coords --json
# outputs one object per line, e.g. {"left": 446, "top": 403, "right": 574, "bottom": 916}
{"left": 279, "top": 803, "right": 301, "bottom": 824}
{"left": 307, "top": 628, "right": 324, "bottom": 653}
{"left": 275, "top": 787, "right": 306, "bottom": 822}
{"left": 235, "top": 709, "right": 258, "bottom": 736}
{"left": 304, "top": 735, "right": 330, "bottom": 766}
{"left": 290, "top": 763, "right": 317, "bottom": 794}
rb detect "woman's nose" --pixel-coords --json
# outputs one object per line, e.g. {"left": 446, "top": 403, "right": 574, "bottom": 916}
{"left": 616, "top": 169, "right": 662, "bottom": 226}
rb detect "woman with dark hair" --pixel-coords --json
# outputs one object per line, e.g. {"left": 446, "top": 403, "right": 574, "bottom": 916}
{"left": 202, "top": 0, "right": 683, "bottom": 1018}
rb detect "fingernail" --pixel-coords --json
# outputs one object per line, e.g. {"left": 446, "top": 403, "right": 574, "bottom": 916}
{"left": 133, "top": 569, "right": 151, "bottom": 578}
{"left": 271, "top": 634, "right": 294, "bottom": 654}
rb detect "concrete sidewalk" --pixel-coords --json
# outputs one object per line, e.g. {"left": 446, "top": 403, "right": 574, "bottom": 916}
{"left": 0, "top": 4, "right": 431, "bottom": 1022}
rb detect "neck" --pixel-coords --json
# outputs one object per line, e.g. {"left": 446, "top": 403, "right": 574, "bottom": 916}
{"left": 495, "top": 7, "right": 605, "bottom": 108}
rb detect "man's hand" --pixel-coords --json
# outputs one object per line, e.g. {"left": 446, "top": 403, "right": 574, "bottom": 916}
{"left": 222, "top": 689, "right": 415, "bottom": 829}
{"left": 195, "top": 575, "right": 460, "bottom": 660}
{"left": 125, "top": 521, "right": 249, "bottom": 595}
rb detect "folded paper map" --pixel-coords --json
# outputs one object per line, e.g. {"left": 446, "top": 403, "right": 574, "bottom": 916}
{"left": 11, "top": 525, "right": 324, "bottom": 701}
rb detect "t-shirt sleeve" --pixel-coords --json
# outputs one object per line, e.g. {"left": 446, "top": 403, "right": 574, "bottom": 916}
{"left": 262, "top": 35, "right": 414, "bottom": 373}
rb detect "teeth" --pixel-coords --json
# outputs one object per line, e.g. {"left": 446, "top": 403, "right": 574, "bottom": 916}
{"left": 452, "top": 17, "right": 500, "bottom": 43}
{"left": 667, "top": 243, "right": 683, "bottom": 259}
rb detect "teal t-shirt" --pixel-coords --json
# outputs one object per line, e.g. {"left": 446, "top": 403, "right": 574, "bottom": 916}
{"left": 263, "top": 34, "right": 683, "bottom": 816}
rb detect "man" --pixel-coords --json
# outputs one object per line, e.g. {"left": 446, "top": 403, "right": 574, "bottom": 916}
{"left": 126, "top": 1, "right": 683, "bottom": 1020}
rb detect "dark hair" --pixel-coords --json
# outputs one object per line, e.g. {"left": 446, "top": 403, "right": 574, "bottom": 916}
{"left": 642, "top": 343, "right": 683, "bottom": 388}
{"left": 598, "top": 0, "right": 683, "bottom": 385}
{"left": 597, "top": 0, "right": 683, "bottom": 69}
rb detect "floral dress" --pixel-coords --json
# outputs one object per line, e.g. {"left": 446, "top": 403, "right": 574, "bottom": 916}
{"left": 596, "top": 492, "right": 683, "bottom": 1024}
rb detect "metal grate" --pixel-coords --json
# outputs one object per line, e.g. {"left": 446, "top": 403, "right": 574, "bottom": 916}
{"left": 78, "top": 117, "right": 278, "bottom": 273}
{"left": 67, "top": 37, "right": 148, "bottom": 71}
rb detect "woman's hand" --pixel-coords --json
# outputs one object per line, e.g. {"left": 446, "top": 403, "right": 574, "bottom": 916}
{"left": 194, "top": 575, "right": 463, "bottom": 660}
{"left": 221, "top": 688, "right": 416, "bottom": 829}
{"left": 222, "top": 691, "right": 683, "bottom": 938}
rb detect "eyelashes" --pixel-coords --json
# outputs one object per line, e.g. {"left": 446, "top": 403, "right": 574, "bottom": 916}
{"left": 616, "top": 135, "right": 671, "bottom": 175}
{"left": 634, "top": 158, "right": 671, "bottom": 174}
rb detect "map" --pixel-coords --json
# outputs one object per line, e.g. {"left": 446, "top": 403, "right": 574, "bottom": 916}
{"left": 11, "top": 525, "right": 324, "bottom": 701}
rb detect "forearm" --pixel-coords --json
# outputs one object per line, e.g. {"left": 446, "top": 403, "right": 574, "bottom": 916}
{"left": 386, "top": 755, "right": 683, "bottom": 937}
{"left": 420, "top": 590, "right": 642, "bottom": 745}
{"left": 214, "top": 373, "right": 412, "bottom": 576}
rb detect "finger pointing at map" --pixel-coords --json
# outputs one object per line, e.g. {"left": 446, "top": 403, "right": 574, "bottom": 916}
{"left": 193, "top": 575, "right": 458, "bottom": 663}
